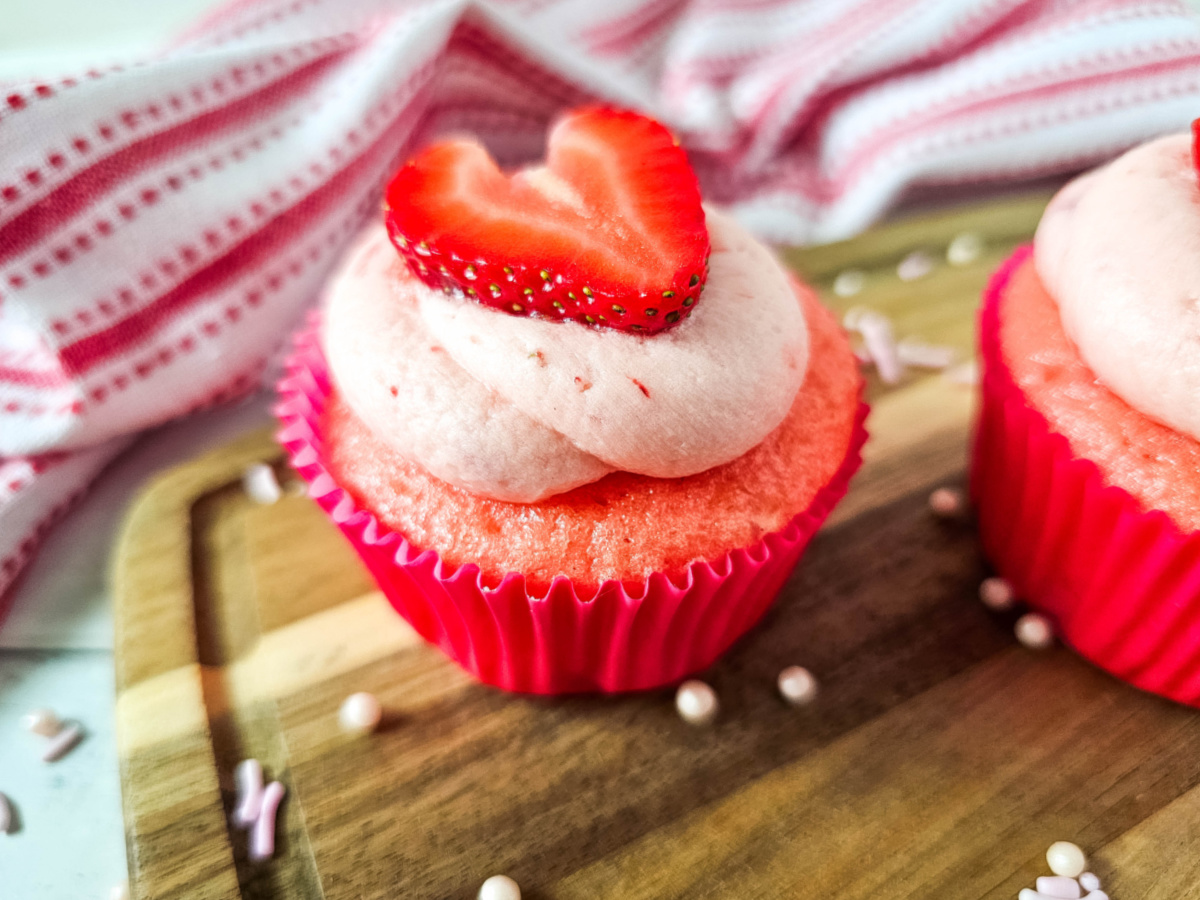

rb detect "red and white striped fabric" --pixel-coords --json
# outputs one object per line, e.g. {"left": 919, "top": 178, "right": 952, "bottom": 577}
{"left": 2, "top": 0, "right": 1199, "bottom": 608}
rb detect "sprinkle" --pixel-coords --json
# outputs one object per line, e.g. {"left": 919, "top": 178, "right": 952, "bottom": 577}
{"left": 479, "top": 874, "right": 522, "bottom": 900}
{"left": 249, "top": 781, "right": 285, "bottom": 862}
{"left": 777, "top": 666, "right": 818, "bottom": 705}
{"left": 22, "top": 708, "right": 61, "bottom": 737}
{"left": 242, "top": 463, "right": 281, "bottom": 505}
{"left": 947, "top": 231, "right": 984, "bottom": 266}
{"left": 897, "top": 337, "right": 957, "bottom": 370}
{"left": 1016, "top": 613, "right": 1055, "bottom": 649}
{"left": 979, "top": 576, "right": 1016, "bottom": 611}
{"left": 1079, "top": 874, "right": 1101, "bottom": 892}
{"left": 338, "top": 692, "right": 383, "bottom": 734}
{"left": 42, "top": 721, "right": 83, "bottom": 762}
{"left": 832, "top": 269, "right": 865, "bottom": 297}
{"left": 675, "top": 680, "right": 718, "bottom": 726}
{"left": 942, "top": 359, "right": 979, "bottom": 387}
{"left": 0, "top": 792, "right": 12, "bottom": 834}
{"left": 1047, "top": 842, "right": 1087, "bottom": 879}
{"left": 1036, "top": 876, "right": 1082, "bottom": 898}
{"left": 928, "top": 487, "right": 964, "bottom": 519}
{"left": 855, "top": 309, "right": 903, "bottom": 385}
{"left": 233, "top": 759, "right": 264, "bottom": 828}
{"left": 897, "top": 250, "right": 934, "bottom": 281}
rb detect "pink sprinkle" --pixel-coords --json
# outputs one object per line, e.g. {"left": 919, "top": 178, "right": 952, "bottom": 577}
{"left": 928, "top": 487, "right": 964, "bottom": 518}
{"left": 249, "top": 781, "right": 285, "bottom": 861}
{"left": 233, "top": 759, "right": 264, "bottom": 828}
{"left": 855, "top": 310, "right": 903, "bottom": 384}
{"left": 42, "top": 721, "right": 83, "bottom": 762}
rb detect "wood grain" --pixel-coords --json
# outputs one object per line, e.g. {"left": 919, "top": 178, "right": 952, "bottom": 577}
{"left": 113, "top": 193, "right": 1200, "bottom": 899}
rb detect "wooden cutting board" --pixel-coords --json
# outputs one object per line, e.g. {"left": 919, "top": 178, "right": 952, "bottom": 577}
{"left": 112, "top": 194, "right": 1200, "bottom": 900}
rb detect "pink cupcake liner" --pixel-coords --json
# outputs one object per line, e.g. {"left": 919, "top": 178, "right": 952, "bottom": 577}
{"left": 276, "top": 311, "right": 868, "bottom": 694}
{"left": 972, "top": 245, "right": 1200, "bottom": 707}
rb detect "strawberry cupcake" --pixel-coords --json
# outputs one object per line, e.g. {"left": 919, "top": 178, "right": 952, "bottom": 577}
{"left": 278, "top": 109, "right": 866, "bottom": 694}
{"left": 972, "top": 125, "right": 1200, "bottom": 706}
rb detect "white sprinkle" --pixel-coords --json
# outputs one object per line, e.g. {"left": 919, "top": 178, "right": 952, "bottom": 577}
{"left": 856, "top": 310, "right": 903, "bottom": 385}
{"left": 1047, "top": 841, "right": 1087, "bottom": 878}
{"left": 338, "top": 692, "right": 383, "bottom": 734}
{"left": 832, "top": 269, "right": 866, "bottom": 297}
{"left": 1016, "top": 613, "right": 1055, "bottom": 649}
{"left": 242, "top": 463, "right": 282, "bottom": 505}
{"left": 897, "top": 337, "right": 957, "bottom": 370}
{"left": 928, "top": 487, "right": 964, "bottom": 519}
{"left": 979, "top": 576, "right": 1016, "bottom": 611}
{"left": 854, "top": 345, "right": 873, "bottom": 366}
{"left": 777, "top": 666, "right": 818, "bottom": 705}
{"left": 233, "top": 759, "right": 264, "bottom": 828}
{"left": 675, "top": 680, "right": 718, "bottom": 726}
{"left": 249, "top": 781, "right": 285, "bottom": 862}
{"left": 1084, "top": 891, "right": 1108, "bottom": 899}
{"left": 22, "top": 708, "right": 61, "bottom": 738}
{"left": 942, "top": 359, "right": 979, "bottom": 387}
{"left": 41, "top": 721, "right": 83, "bottom": 762}
{"left": 947, "top": 231, "right": 985, "bottom": 266}
{"left": 109, "top": 880, "right": 130, "bottom": 900}
{"left": 479, "top": 874, "right": 522, "bottom": 900}
{"left": 1036, "top": 875, "right": 1082, "bottom": 899}
{"left": 897, "top": 250, "right": 935, "bottom": 281}
{"left": 0, "top": 792, "right": 12, "bottom": 834}
{"left": 1079, "top": 873, "right": 1101, "bottom": 892}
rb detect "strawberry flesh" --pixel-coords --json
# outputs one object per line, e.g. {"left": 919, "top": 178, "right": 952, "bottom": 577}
{"left": 384, "top": 108, "right": 709, "bottom": 334}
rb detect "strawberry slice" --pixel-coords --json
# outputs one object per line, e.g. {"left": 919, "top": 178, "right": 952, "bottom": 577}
{"left": 1192, "top": 116, "right": 1200, "bottom": 177}
{"left": 384, "top": 107, "right": 709, "bottom": 334}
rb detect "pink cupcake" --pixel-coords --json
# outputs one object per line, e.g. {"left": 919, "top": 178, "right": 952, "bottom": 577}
{"left": 278, "top": 108, "right": 866, "bottom": 693}
{"left": 972, "top": 126, "right": 1200, "bottom": 706}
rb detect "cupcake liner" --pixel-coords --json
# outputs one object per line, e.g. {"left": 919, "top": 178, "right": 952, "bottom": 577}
{"left": 971, "top": 246, "right": 1200, "bottom": 706}
{"left": 276, "top": 311, "right": 868, "bottom": 694}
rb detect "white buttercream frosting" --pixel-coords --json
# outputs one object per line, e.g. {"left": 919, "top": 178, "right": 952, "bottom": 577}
{"left": 323, "top": 207, "right": 808, "bottom": 502}
{"left": 1035, "top": 133, "right": 1200, "bottom": 442}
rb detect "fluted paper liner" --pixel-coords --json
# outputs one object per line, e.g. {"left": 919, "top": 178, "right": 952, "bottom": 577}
{"left": 972, "top": 245, "right": 1200, "bottom": 707}
{"left": 277, "top": 311, "right": 867, "bottom": 694}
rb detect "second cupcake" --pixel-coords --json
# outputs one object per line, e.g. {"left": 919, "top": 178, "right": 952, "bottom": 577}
{"left": 973, "top": 125, "right": 1200, "bottom": 706}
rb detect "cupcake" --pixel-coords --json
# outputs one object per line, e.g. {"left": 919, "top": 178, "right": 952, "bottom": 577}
{"left": 972, "top": 126, "right": 1200, "bottom": 706}
{"left": 277, "top": 108, "right": 866, "bottom": 694}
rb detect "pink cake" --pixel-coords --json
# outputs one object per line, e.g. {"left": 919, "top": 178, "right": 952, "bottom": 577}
{"left": 973, "top": 130, "right": 1200, "bottom": 706}
{"left": 278, "top": 108, "right": 867, "bottom": 693}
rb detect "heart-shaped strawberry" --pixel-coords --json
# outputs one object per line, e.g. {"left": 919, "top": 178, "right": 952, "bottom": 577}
{"left": 384, "top": 107, "right": 709, "bottom": 334}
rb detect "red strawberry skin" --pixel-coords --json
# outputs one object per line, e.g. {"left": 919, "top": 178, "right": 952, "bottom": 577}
{"left": 384, "top": 108, "right": 709, "bottom": 334}
{"left": 1192, "top": 116, "right": 1200, "bottom": 177}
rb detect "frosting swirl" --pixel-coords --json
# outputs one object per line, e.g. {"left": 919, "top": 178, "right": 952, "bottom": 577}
{"left": 1035, "top": 133, "right": 1200, "bottom": 442}
{"left": 323, "top": 207, "right": 808, "bottom": 502}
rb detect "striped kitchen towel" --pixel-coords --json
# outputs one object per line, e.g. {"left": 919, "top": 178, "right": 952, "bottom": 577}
{"left": 2, "top": 0, "right": 1199, "bottom": 607}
